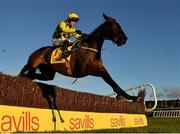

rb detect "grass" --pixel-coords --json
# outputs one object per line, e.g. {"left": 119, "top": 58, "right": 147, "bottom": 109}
{"left": 145, "top": 117, "right": 180, "bottom": 133}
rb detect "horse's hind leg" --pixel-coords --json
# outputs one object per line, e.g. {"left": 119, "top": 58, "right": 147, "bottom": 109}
{"left": 19, "top": 59, "right": 41, "bottom": 80}
{"left": 34, "top": 65, "right": 55, "bottom": 81}
{"left": 19, "top": 64, "right": 55, "bottom": 81}
{"left": 19, "top": 57, "right": 46, "bottom": 79}
{"left": 19, "top": 64, "right": 31, "bottom": 76}
{"left": 19, "top": 64, "right": 36, "bottom": 80}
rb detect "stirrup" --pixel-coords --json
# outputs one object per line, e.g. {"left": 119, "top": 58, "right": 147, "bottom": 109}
{"left": 62, "top": 50, "right": 69, "bottom": 58}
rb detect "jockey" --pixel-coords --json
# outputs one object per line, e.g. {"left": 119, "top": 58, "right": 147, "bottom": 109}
{"left": 52, "top": 13, "right": 82, "bottom": 55}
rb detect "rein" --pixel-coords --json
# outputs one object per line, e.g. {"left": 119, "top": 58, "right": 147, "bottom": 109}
{"left": 80, "top": 46, "right": 98, "bottom": 52}
{"left": 72, "top": 39, "right": 98, "bottom": 53}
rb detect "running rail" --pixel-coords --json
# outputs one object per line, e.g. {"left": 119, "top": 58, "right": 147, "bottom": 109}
{"left": 106, "top": 83, "right": 157, "bottom": 112}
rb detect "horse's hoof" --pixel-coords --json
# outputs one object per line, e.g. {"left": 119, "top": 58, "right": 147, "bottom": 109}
{"left": 18, "top": 73, "right": 23, "bottom": 77}
{"left": 116, "top": 95, "right": 125, "bottom": 101}
{"left": 135, "top": 89, "right": 146, "bottom": 103}
{"left": 52, "top": 117, "right": 56, "bottom": 122}
{"left": 60, "top": 118, "right": 65, "bottom": 123}
{"left": 132, "top": 96, "right": 144, "bottom": 103}
{"left": 136, "top": 96, "right": 144, "bottom": 103}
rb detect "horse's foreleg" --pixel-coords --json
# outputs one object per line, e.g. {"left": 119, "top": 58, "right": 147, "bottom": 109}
{"left": 98, "top": 67, "right": 138, "bottom": 101}
{"left": 19, "top": 64, "right": 36, "bottom": 80}
{"left": 36, "top": 65, "right": 55, "bottom": 81}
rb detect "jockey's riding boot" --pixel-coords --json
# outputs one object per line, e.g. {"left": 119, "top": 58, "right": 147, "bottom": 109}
{"left": 62, "top": 41, "right": 70, "bottom": 58}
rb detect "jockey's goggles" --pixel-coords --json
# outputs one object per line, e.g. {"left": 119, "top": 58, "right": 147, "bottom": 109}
{"left": 70, "top": 18, "right": 79, "bottom": 22}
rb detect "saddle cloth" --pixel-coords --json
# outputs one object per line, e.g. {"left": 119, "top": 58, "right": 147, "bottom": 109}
{"left": 50, "top": 46, "right": 73, "bottom": 64}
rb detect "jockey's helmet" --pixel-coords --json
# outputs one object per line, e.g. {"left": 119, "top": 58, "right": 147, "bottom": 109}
{"left": 67, "top": 13, "right": 80, "bottom": 22}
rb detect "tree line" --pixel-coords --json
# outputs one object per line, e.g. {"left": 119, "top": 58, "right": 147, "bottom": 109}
{"left": 146, "top": 99, "right": 180, "bottom": 109}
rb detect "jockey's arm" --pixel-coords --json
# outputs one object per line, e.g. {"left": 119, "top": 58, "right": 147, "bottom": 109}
{"left": 60, "top": 21, "right": 76, "bottom": 33}
{"left": 72, "top": 32, "right": 82, "bottom": 39}
{"left": 60, "top": 21, "right": 82, "bottom": 39}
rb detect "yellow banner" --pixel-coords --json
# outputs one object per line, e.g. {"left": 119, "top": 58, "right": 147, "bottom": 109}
{"left": 0, "top": 105, "right": 147, "bottom": 132}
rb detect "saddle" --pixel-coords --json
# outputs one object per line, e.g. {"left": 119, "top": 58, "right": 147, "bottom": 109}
{"left": 50, "top": 40, "right": 80, "bottom": 64}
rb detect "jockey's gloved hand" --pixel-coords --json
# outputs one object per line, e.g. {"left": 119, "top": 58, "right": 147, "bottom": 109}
{"left": 79, "top": 33, "right": 88, "bottom": 39}
{"left": 82, "top": 33, "right": 88, "bottom": 37}
{"left": 75, "top": 30, "right": 82, "bottom": 34}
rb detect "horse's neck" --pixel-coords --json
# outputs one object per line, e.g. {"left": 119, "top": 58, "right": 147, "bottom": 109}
{"left": 86, "top": 22, "right": 107, "bottom": 52}
{"left": 85, "top": 35, "right": 104, "bottom": 50}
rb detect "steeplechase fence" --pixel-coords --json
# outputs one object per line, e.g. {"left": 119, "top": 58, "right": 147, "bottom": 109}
{"left": 107, "top": 83, "right": 157, "bottom": 112}
{"left": 0, "top": 72, "right": 147, "bottom": 132}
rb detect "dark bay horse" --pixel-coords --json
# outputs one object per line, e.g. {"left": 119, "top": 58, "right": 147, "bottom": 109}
{"left": 19, "top": 13, "right": 141, "bottom": 102}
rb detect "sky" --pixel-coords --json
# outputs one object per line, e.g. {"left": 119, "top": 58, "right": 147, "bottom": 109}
{"left": 0, "top": 0, "right": 179, "bottom": 100}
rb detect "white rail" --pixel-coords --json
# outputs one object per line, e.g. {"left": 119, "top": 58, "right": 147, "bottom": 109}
{"left": 106, "top": 83, "right": 157, "bottom": 112}
{"left": 153, "top": 110, "right": 180, "bottom": 117}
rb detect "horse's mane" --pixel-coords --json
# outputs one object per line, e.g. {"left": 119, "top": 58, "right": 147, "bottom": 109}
{"left": 82, "top": 21, "right": 107, "bottom": 44}
{"left": 90, "top": 21, "right": 106, "bottom": 36}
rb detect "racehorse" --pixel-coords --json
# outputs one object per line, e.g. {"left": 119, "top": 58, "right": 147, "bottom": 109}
{"left": 19, "top": 13, "right": 141, "bottom": 102}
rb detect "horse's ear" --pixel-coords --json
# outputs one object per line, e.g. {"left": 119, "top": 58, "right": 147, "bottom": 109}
{"left": 103, "top": 13, "right": 111, "bottom": 21}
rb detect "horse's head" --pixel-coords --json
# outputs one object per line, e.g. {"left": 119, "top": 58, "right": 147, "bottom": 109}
{"left": 103, "top": 13, "right": 128, "bottom": 46}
